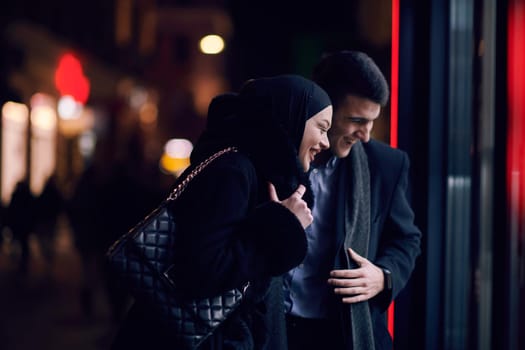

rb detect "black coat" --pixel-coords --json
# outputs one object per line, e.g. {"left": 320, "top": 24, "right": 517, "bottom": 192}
{"left": 340, "top": 139, "right": 422, "bottom": 350}
{"left": 265, "top": 139, "right": 422, "bottom": 350}
{"left": 112, "top": 150, "right": 308, "bottom": 350}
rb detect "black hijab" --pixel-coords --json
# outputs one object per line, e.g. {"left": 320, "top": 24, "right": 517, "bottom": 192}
{"left": 235, "top": 74, "right": 331, "bottom": 149}
{"left": 191, "top": 74, "right": 331, "bottom": 206}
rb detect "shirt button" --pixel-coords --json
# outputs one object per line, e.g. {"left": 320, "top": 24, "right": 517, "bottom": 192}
{"left": 313, "top": 169, "right": 318, "bottom": 174}
{"left": 299, "top": 264, "right": 304, "bottom": 268}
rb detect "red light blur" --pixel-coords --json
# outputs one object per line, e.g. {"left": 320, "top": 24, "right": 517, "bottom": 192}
{"left": 54, "top": 53, "right": 90, "bottom": 104}
{"left": 507, "top": 0, "right": 525, "bottom": 228}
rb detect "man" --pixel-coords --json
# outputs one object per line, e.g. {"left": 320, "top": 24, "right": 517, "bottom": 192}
{"left": 281, "top": 51, "right": 422, "bottom": 350}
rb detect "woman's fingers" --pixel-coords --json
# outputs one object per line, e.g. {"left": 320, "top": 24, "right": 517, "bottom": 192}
{"left": 293, "top": 184, "right": 306, "bottom": 198}
{"left": 268, "top": 183, "right": 312, "bottom": 229}
{"left": 267, "top": 182, "right": 280, "bottom": 202}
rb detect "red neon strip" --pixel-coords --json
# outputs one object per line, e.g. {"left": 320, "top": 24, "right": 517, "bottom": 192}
{"left": 390, "top": 0, "right": 400, "bottom": 149}
{"left": 507, "top": 0, "right": 525, "bottom": 231}
{"left": 388, "top": 0, "right": 400, "bottom": 341}
{"left": 388, "top": 301, "right": 395, "bottom": 339}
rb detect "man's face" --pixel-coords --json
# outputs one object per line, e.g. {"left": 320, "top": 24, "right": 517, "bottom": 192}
{"left": 328, "top": 94, "right": 381, "bottom": 158}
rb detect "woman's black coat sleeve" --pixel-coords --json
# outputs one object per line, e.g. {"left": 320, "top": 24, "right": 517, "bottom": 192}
{"left": 169, "top": 153, "right": 307, "bottom": 299}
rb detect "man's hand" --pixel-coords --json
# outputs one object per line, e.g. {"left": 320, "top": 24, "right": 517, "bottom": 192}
{"left": 327, "top": 248, "right": 384, "bottom": 303}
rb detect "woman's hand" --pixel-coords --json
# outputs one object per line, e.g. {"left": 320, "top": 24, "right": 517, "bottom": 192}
{"left": 268, "top": 182, "right": 313, "bottom": 229}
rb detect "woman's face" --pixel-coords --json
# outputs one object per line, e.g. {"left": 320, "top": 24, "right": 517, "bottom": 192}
{"left": 298, "top": 105, "right": 332, "bottom": 171}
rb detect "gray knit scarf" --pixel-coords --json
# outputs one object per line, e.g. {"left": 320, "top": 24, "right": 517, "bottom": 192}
{"left": 342, "top": 141, "right": 375, "bottom": 350}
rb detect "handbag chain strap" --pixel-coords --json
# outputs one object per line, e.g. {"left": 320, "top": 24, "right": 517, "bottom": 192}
{"left": 166, "top": 146, "right": 238, "bottom": 201}
{"left": 163, "top": 145, "right": 250, "bottom": 295}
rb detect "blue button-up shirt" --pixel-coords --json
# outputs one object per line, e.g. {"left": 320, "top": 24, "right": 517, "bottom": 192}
{"left": 283, "top": 155, "right": 340, "bottom": 318}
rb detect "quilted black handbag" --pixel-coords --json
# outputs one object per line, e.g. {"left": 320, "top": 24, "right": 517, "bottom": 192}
{"left": 106, "top": 146, "right": 249, "bottom": 349}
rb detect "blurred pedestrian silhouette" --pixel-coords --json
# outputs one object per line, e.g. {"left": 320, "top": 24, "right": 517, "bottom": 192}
{"left": 67, "top": 165, "right": 109, "bottom": 319}
{"left": 34, "top": 175, "right": 64, "bottom": 263}
{"left": 5, "top": 180, "right": 37, "bottom": 274}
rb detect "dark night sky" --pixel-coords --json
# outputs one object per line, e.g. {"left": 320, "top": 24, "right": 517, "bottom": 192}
{"left": 0, "top": 0, "right": 381, "bottom": 90}
{"left": 225, "top": 0, "right": 365, "bottom": 86}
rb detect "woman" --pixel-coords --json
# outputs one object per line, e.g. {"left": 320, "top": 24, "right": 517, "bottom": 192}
{"left": 111, "top": 75, "right": 332, "bottom": 349}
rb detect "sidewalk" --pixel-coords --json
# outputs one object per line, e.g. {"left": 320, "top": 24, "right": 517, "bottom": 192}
{"left": 0, "top": 214, "right": 120, "bottom": 350}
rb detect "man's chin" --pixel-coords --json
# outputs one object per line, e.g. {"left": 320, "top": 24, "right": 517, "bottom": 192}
{"left": 333, "top": 146, "right": 352, "bottom": 158}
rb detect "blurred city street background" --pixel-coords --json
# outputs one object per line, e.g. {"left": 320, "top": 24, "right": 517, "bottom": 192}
{"left": 0, "top": 212, "right": 121, "bottom": 350}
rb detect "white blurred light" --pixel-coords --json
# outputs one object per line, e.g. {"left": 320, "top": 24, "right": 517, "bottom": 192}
{"left": 78, "top": 130, "right": 97, "bottom": 157}
{"left": 30, "top": 93, "right": 55, "bottom": 109}
{"left": 31, "top": 106, "right": 57, "bottom": 131}
{"left": 2, "top": 101, "right": 29, "bottom": 124}
{"left": 2, "top": 101, "right": 29, "bottom": 205}
{"left": 57, "top": 95, "right": 82, "bottom": 120}
{"left": 199, "top": 35, "right": 225, "bottom": 54}
{"left": 164, "top": 138, "right": 193, "bottom": 158}
{"left": 130, "top": 87, "right": 148, "bottom": 109}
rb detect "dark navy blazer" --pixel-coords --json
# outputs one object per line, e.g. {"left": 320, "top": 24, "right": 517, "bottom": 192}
{"left": 334, "top": 139, "right": 422, "bottom": 350}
